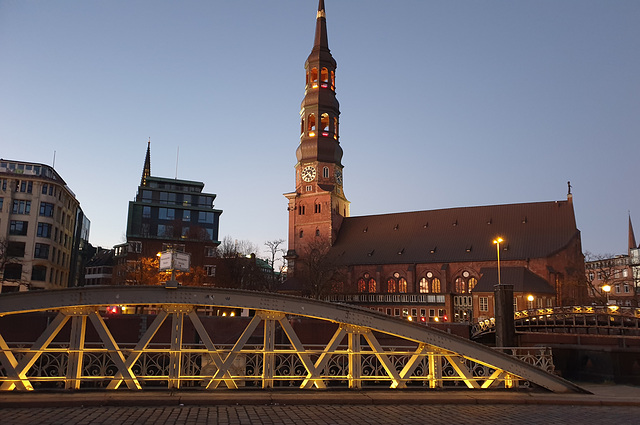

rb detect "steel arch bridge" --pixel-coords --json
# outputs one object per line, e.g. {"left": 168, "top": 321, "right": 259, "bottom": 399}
{"left": 472, "top": 306, "right": 640, "bottom": 339}
{"left": 0, "top": 286, "right": 583, "bottom": 393}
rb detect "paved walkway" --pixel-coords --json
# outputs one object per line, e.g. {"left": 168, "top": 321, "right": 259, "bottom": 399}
{"left": 1, "top": 384, "right": 639, "bottom": 424}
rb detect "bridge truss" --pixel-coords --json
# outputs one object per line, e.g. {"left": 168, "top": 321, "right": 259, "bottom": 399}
{"left": 472, "top": 305, "right": 640, "bottom": 339}
{"left": 0, "top": 287, "right": 583, "bottom": 392}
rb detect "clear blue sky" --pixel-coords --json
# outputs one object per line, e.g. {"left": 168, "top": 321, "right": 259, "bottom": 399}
{"left": 1, "top": 1, "right": 638, "bottom": 258}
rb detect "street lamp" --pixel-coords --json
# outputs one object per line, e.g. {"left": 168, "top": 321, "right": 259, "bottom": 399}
{"left": 527, "top": 294, "right": 534, "bottom": 309}
{"left": 493, "top": 237, "right": 504, "bottom": 285}
{"left": 602, "top": 284, "right": 611, "bottom": 305}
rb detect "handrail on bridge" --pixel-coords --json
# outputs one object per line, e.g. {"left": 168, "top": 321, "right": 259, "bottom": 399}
{"left": 0, "top": 286, "right": 585, "bottom": 393}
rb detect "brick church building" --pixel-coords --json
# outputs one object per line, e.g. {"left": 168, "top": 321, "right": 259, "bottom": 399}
{"left": 284, "top": 1, "right": 587, "bottom": 323}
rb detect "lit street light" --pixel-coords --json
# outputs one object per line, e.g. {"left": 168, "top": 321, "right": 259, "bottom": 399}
{"left": 493, "top": 237, "right": 504, "bottom": 285}
{"left": 602, "top": 284, "right": 611, "bottom": 305}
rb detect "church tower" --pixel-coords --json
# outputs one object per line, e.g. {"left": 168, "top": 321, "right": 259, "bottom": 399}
{"left": 284, "top": 0, "right": 350, "bottom": 275}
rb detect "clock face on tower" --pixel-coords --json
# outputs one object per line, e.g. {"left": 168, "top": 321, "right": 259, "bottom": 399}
{"left": 301, "top": 165, "right": 316, "bottom": 182}
{"left": 335, "top": 169, "right": 343, "bottom": 185}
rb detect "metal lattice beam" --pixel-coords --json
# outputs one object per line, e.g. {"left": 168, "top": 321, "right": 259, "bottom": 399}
{"left": 0, "top": 286, "right": 585, "bottom": 393}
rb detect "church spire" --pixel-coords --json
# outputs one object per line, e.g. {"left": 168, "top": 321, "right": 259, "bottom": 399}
{"left": 141, "top": 139, "right": 151, "bottom": 186}
{"left": 629, "top": 214, "right": 637, "bottom": 252}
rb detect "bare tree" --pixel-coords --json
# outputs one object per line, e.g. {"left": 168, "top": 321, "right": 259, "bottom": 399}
{"left": 264, "top": 239, "right": 286, "bottom": 291}
{"left": 215, "top": 236, "right": 264, "bottom": 290}
{"left": 298, "top": 237, "right": 345, "bottom": 299}
{"left": 585, "top": 251, "right": 630, "bottom": 305}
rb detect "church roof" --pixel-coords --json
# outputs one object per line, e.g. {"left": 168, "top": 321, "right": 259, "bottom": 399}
{"left": 473, "top": 267, "right": 556, "bottom": 294}
{"left": 330, "top": 200, "right": 578, "bottom": 265}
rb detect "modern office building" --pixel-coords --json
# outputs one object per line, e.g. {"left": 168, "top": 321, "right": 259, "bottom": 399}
{"left": 0, "top": 159, "right": 89, "bottom": 292}
{"left": 112, "top": 143, "right": 222, "bottom": 285}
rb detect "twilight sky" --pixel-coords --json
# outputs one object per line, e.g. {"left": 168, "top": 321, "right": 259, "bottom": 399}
{"left": 1, "top": 0, "right": 638, "bottom": 259}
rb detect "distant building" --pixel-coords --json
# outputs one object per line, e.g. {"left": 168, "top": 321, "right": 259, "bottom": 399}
{"left": 84, "top": 247, "right": 114, "bottom": 286}
{"left": 586, "top": 216, "right": 640, "bottom": 307}
{"left": 283, "top": 2, "right": 588, "bottom": 322}
{"left": 0, "top": 159, "right": 89, "bottom": 292}
{"left": 112, "top": 143, "right": 222, "bottom": 285}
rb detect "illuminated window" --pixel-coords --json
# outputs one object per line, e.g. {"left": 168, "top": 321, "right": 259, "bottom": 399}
{"left": 398, "top": 278, "right": 407, "bottom": 293}
{"left": 321, "top": 67, "right": 329, "bottom": 86}
{"left": 358, "top": 278, "right": 366, "bottom": 292}
{"left": 331, "top": 70, "right": 335, "bottom": 90}
{"left": 308, "top": 114, "right": 316, "bottom": 135}
{"left": 468, "top": 277, "right": 477, "bottom": 293}
{"left": 321, "top": 113, "right": 330, "bottom": 135}
{"left": 368, "top": 278, "right": 377, "bottom": 293}
{"left": 419, "top": 277, "right": 429, "bottom": 293}
{"left": 432, "top": 278, "right": 441, "bottom": 293}
{"left": 333, "top": 117, "right": 338, "bottom": 139}
{"left": 301, "top": 117, "right": 305, "bottom": 135}
{"left": 455, "top": 277, "right": 465, "bottom": 293}
{"left": 310, "top": 67, "right": 318, "bottom": 88}
{"left": 387, "top": 278, "right": 397, "bottom": 293}
{"left": 332, "top": 282, "right": 344, "bottom": 293}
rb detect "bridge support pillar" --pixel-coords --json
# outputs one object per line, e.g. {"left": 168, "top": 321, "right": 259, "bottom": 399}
{"left": 494, "top": 284, "right": 516, "bottom": 348}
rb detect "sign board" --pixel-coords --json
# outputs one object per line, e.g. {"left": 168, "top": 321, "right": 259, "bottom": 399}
{"left": 159, "top": 251, "right": 191, "bottom": 272}
{"left": 173, "top": 252, "right": 191, "bottom": 272}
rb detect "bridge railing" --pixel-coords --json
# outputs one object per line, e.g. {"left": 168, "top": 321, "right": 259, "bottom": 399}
{"left": 472, "top": 305, "right": 640, "bottom": 338}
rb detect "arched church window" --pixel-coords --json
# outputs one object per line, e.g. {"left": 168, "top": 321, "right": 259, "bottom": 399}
{"left": 398, "top": 278, "right": 407, "bottom": 293}
{"left": 358, "top": 278, "right": 366, "bottom": 293}
{"left": 432, "top": 278, "right": 441, "bottom": 293}
{"left": 315, "top": 229, "right": 320, "bottom": 237}
{"left": 308, "top": 114, "right": 316, "bottom": 136}
{"left": 310, "top": 67, "right": 318, "bottom": 88}
{"left": 299, "top": 230, "right": 304, "bottom": 238}
{"left": 419, "top": 277, "right": 429, "bottom": 293}
{"left": 321, "top": 67, "right": 329, "bottom": 88}
{"left": 333, "top": 117, "right": 338, "bottom": 140}
{"left": 323, "top": 166, "right": 329, "bottom": 179}
{"left": 331, "top": 70, "right": 335, "bottom": 90}
{"left": 455, "top": 277, "right": 465, "bottom": 294}
{"left": 301, "top": 117, "right": 305, "bottom": 135}
{"left": 387, "top": 278, "right": 397, "bottom": 293}
{"left": 468, "top": 277, "right": 477, "bottom": 293}
{"left": 321, "top": 113, "right": 330, "bottom": 136}
{"left": 368, "top": 278, "right": 377, "bottom": 293}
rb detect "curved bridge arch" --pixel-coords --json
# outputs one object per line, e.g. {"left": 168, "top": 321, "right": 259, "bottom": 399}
{"left": 0, "top": 286, "right": 583, "bottom": 393}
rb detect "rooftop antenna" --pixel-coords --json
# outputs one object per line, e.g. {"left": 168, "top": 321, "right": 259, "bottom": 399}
{"left": 175, "top": 146, "right": 179, "bottom": 179}
{"left": 52, "top": 150, "right": 56, "bottom": 168}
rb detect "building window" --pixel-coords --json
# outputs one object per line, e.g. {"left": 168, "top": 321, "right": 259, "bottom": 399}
{"left": 298, "top": 205, "right": 306, "bottom": 215}
{"left": 205, "top": 247, "right": 216, "bottom": 257}
{"left": 455, "top": 277, "right": 465, "bottom": 293}
{"left": 7, "top": 242, "right": 25, "bottom": 257}
{"left": 141, "top": 190, "right": 152, "bottom": 203}
{"left": 9, "top": 220, "right": 28, "bottom": 235}
{"left": 308, "top": 113, "right": 316, "bottom": 135}
{"left": 159, "top": 208, "right": 175, "bottom": 220}
{"left": 182, "top": 210, "right": 191, "bottom": 221}
{"left": 479, "top": 297, "right": 489, "bottom": 312}
{"left": 310, "top": 67, "right": 318, "bottom": 88}
{"left": 624, "top": 284, "right": 630, "bottom": 293}
{"left": 398, "top": 278, "right": 407, "bottom": 293}
{"left": 158, "top": 224, "right": 173, "bottom": 238}
{"left": 394, "top": 308, "right": 400, "bottom": 317}
{"left": 142, "top": 206, "right": 151, "bottom": 218}
{"left": 3, "top": 263, "right": 22, "bottom": 280}
{"left": 306, "top": 185, "right": 312, "bottom": 192}
{"left": 204, "top": 265, "right": 216, "bottom": 277}
{"left": 31, "top": 265, "right": 47, "bottom": 282}
{"left": 12, "top": 200, "right": 31, "bottom": 214}
{"left": 432, "top": 278, "right": 441, "bottom": 293}
{"left": 368, "top": 278, "right": 377, "bottom": 293}
{"left": 315, "top": 229, "right": 320, "bottom": 237}
{"left": 468, "top": 277, "right": 477, "bottom": 292}
{"left": 198, "top": 211, "right": 215, "bottom": 223}
{"left": 299, "top": 230, "right": 304, "bottom": 238}
{"left": 39, "top": 202, "right": 54, "bottom": 217}
{"left": 37, "top": 223, "right": 53, "bottom": 239}
{"left": 323, "top": 166, "right": 329, "bottom": 178}
{"left": 419, "top": 277, "right": 429, "bottom": 293}
{"left": 129, "top": 241, "right": 142, "bottom": 253}
{"left": 34, "top": 243, "right": 50, "bottom": 259}
{"left": 314, "top": 203, "right": 321, "bottom": 213}
{"left": 321, "top": 113, "right": 330, "bottom": 136}
{"left": 358, "top": 278, "right": 366, "bottom": 292}
{"left": 387, "top": 278, "right": 397, "bottom": 293}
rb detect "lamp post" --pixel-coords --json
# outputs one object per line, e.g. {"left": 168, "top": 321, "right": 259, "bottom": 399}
{"left": 602, "top": 284, "right": 611, "bottom": 305}
{"left": 493, "top": 237, "right": 504, "bottom": 285}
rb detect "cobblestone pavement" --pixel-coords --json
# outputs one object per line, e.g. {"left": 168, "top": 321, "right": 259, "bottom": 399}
{"left": 1, "top": 404, "right": 639, "bottom": 425}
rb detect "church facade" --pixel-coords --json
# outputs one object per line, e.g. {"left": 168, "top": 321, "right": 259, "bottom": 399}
{"left": 285, "top": 1, "right": 587, "bottom": 323}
